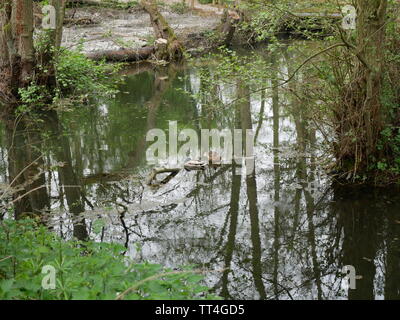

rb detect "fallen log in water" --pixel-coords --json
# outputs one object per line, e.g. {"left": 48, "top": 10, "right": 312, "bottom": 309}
{"left": 86, "top": 46, "right": 156, "bottom": 62}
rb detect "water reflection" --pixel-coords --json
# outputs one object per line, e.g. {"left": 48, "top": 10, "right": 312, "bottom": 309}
{"left": 1, "top": 47, "right": 399, "bottom": 300}
{"left": 2, "top": 112, "right": 88, "bottom": 240}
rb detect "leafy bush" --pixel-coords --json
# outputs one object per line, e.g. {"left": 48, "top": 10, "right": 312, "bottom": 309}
{"left": 55, "top": 48, "right": 121, "bottom": 100}
{"left": 17, "top": 47, "right": 121, "bottom": 111}
{"left": 0, "top": 218, "right": 219, "bottom": 300}
{"left": 18, "top": 84, "right": 50, "bottom": 110}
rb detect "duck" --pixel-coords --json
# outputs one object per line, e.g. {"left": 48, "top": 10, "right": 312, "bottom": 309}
{"left": 184, "top": 159, "right": 207, "bottom": 171}
{"left": 206, "top": 151, "right": 222, "bottom": 166}
{"left": 183, "top": 152, "right": 222, "bottom": 171}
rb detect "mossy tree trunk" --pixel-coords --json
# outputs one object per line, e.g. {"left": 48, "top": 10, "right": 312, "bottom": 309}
{"left": 0, "top": 0, "right": 35, "bottom": 109}
{"left": 140, "top": 0, "right": 184, "bottom": 61}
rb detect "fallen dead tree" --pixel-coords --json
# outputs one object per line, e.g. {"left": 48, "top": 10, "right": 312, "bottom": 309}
{"left": 86, "top": 46, "right": 155, "bottom": 62}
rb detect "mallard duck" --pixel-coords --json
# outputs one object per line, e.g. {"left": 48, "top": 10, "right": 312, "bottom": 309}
{"left": 184, "top": 159, "right": 207, "bottom": 171}
{"left": 206, "top": 151, "right": 222, "bottom": 166}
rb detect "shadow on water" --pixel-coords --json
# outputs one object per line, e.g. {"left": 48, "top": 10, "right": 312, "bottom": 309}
{"left": 1, "top": 49, "right": 399, "bottom": 300}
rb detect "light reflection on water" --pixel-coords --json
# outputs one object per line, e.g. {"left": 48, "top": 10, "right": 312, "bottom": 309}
{"left": 2, "top": 48, "right": 400, "bottom": 300}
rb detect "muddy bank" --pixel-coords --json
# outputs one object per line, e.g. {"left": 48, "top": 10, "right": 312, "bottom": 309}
{"left": 62, "top": 6, "right": 220, "bottom": 55}
{"left": 61, "top": 4, "right": 339, "bottom": 62}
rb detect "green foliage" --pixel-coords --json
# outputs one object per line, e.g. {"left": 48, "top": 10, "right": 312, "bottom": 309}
{"left": 142, "top": 34, "right": 156, "bottom": 46}
{"left": 195, "top": 46, "right": 276, "bottom": 90}
{"left": 169, "top": 2, "right": 190, "bottom": 14}
{"left": 0, "top": 218, "right": 219, "bottom": 300}
{"left": 369, "top": 3, "right": 400, "bottom": 180}
{"left": 237, "top": 8, "right": 278, "bottom": 43}
{"left": 55, "top": 48, "right": 121, "bottom": 100}
{"left": 106, "top": 0, "right": 139, "bottom": 10}
{"left": 375, "top": 125, "right": 400, "bottom": 176}
{"left": 236, "top": 0, "right": 337, "bottom": 44}
{"left": 18, "top": 85, "right": 50, "bottom": 109}
{"left": 18, "top": 46, "right": 122, "bottom": 112}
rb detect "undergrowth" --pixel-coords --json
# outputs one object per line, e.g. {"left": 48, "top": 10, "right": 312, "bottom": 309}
{"left": 0, "top": 218, "right": 220, "bottom": 300}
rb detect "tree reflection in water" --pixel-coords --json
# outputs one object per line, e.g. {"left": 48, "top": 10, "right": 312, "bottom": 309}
{"left": 1, "top": 53, "right": 399, "bottom": 300}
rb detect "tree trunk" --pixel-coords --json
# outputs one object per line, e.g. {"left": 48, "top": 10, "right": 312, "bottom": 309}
{"left": 6, "top": 118, "right": 50, "bottom": 220}
{"left": 141, "top": 0, "right": 184, "bottom": 61}
{"left": 0, "top": 0, "right": 66, "bottom": 220}
{"left": 1, "top": 0, "right": 65, "bottom": 106}
{"left": 50, "top": 0, "right": 67, "bottom": 50}
{"left": 37, "top": 0, "right": 67, "bottom": 88}
{"left": 216, "top": 9, "right": 239, "bottom": 46}
{"left": 0, "top": 1, "right": 19, "bottom": 107}
{"left": 14, "top": 0, "right": 35, "bottom": 88}
{"left": 1, "top": 0, "right": 35, "bottom": 105}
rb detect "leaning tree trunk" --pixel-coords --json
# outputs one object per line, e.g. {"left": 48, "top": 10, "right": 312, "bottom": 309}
{"left": 335, "top": 0, "right": 387, "bottom": 178}
{"left": 140, "top": 0, "right": 184, "bottom": 61}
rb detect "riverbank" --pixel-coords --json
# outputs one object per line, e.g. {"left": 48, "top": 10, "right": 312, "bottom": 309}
{"left": 61, "top": 2, "right": 341, "bottom": 61}
{"left": 62, "top": 5, "right": 221, "bottom": 55}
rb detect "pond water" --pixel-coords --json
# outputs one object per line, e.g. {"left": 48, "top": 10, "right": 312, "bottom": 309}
{"left": 1, "top": 44, "right": 399, "bottom": 300}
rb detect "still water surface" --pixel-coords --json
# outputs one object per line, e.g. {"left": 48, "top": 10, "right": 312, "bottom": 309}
{"left": 2, "top": 46, "right": 399, "bottom": 300}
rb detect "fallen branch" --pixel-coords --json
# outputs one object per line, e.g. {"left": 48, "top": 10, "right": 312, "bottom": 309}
{"left": 86, "top": 46, "right": 156, "bottom": 62}
{"left": 146, "top": 167, "right": 181, "bottom": 186}
{"left": 0, "top": 256, "right": 13, "bottom": 263}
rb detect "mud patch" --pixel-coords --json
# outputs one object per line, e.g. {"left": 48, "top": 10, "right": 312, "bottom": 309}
{"left": 62, "top": 7, "right": 220, "bottom": 53}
